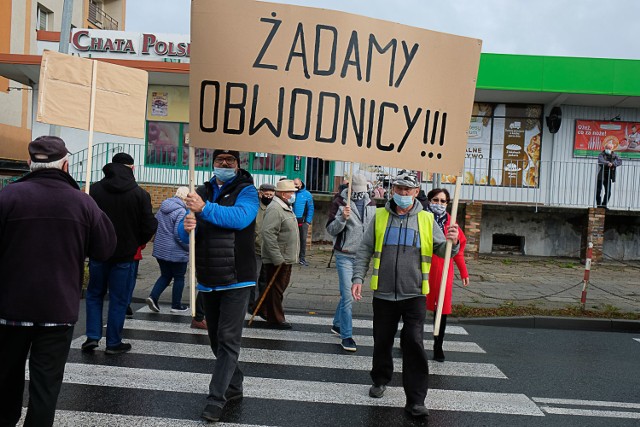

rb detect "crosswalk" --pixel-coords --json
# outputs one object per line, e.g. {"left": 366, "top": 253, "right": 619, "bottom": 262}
{"left": 20, "top": 307, "right": 640, "bottom": 425}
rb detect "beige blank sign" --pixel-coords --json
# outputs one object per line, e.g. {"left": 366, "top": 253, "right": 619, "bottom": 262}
{"left": 37, "top": 50, "right": 148, "bottom": 139}
{"left": 190, "top": 0, "right": 482, "bottom": 175}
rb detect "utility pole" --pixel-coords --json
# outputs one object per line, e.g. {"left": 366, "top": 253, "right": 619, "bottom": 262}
{"left": 49, "top": 0, "right": 73, "bottom": 136}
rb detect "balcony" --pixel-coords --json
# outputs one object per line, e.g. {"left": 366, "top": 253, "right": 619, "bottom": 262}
{"left": 88, "top": 1, "right": 118, "bottom": 30}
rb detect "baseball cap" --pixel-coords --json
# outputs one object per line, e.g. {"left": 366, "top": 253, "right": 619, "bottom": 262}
{"left": 112, "top": 152, "right": 135, "bottom": 165}
{"left": 28, "top": 136, "right": 71, "bottom": 162}
{"left": 393, "top": 169, "right": 419, "bottom": 188}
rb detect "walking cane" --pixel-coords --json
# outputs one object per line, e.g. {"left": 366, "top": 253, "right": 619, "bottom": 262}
{"left": 248, "top": 264, "right": 283, "bottom": 326}
{"left": 327, "top": 249, "right": 334, "bottom": 268}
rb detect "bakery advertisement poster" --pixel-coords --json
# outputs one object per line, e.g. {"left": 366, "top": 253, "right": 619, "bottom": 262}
{"left": 463, "top": 103, "right": 541, "bottom": 188}
{"left": 573, "top": 120, "right": 640, "bottom": 159}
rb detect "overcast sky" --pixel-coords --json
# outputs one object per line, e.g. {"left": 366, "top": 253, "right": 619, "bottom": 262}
{"left": 126, "top": 0, "right": 640, "bottom": 60}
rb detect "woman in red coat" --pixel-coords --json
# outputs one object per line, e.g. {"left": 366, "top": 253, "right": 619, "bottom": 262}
{"left": 422, "top": 188, "right": 469, "bottom": 362}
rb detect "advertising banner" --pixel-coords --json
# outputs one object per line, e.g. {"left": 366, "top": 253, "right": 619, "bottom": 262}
{"left": 189, "top": 0, "right": 482, "bottom": 175}
{"left": 574, "top": 120, "right": 640, "bottom": 159}
{"left": 37, "top": 50, "right": 148, "bottom": 138}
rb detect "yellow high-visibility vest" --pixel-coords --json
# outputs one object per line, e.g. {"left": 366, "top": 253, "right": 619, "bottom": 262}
{"left": 370, "top": 207, "right": 433, "bottom": 294}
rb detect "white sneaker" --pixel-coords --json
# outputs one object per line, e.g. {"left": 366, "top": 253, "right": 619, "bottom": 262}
{"left": 146, "top": 297, "right": 160, "bottom": 313}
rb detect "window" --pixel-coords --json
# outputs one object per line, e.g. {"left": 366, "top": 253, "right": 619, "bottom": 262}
{"left": 466, "top": 103, "right": 543, "bottom": 188}
{"left": 251, "top": 153, "right": 285, "bottom": 172}
{"left": 37, "top": 4, "right": 52, "bottom": 31}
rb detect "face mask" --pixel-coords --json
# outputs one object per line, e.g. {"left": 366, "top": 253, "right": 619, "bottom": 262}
{"left": 430, "top": 203, "right": 447, "bottom": 216}
{"left": 604, "top": 149, "right": 612, "bottom": 155}
{"left": 393, "top": 193, "right": 414, "bottom": 209}
{"left": 261, "top": 196, "right": 272, "bottom": 206}
{"left": 288, "top": 194, "right": 296, "bottom": 205}
{"left": 214, "top": 167, "right": 237, "bottom": 182}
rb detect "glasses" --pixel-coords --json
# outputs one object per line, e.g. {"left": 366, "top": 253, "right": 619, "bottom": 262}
{"left": 214, "top": 157, "right": 238, "bottom": 166}
{"left": 431, "top": 198, "right": 448, "bottom": 204}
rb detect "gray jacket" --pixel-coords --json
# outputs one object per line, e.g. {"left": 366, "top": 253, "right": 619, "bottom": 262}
{"left": 326, "top": 189, "right": 377, "bottom": 255}
{"left": 261, "top": 196, "right": 300, "bottom": 265}
{"left": 352, "top": 199, "right": 459, "bottom": 301}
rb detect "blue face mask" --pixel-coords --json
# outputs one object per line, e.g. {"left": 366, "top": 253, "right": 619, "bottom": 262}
{"left": 430, "top": 203, "right": 447, "bottom": 216}
{"left": 288, "top": 194, "right": 297, "bottom": 205}
{"left": 214, "top": 167, "right": 237, "bottom": 183}
{"left": 393, "top": 193, "right": 414, "bottom": 209}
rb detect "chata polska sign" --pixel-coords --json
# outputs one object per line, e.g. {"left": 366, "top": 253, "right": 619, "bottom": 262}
{"left": 70, "top": 29, "right": 190, "bottom": 60}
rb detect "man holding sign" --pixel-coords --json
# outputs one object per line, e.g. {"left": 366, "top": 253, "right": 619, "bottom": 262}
{"left": 180, "top": 149, "right": 259, "bottom": 422}
{"left": 351, "top": 171, "right": 459, "bottom": 418}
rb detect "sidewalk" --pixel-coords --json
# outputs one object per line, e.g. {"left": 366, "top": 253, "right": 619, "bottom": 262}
{"left": 132, "top": 243, "right": 640, "bottom": 318}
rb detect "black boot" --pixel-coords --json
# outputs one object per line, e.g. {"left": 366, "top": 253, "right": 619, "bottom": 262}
{"left": 433, "top": 314, "right": 447, "bottom": 362}
{"left": 433, "top": 336, "right": 445, "bottom": 362}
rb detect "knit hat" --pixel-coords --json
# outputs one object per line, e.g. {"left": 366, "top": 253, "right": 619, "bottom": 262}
{"left": 212, "top": 149, "right": 240, "bottom": 162}
{"left": 175, "top": 186, "right": 189, "bottom": 200}
{"left": 351, "top": 174, "right": 368, "bottom": 193}
{"left": 112, "top": 152, "right": 134, "bottom": 165}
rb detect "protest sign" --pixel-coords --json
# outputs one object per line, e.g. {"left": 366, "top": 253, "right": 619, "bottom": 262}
{"left": 190, "top": 0, "right": 481, "bottom": 175}
{"left": 37, "top": 50, "right": 148, "bottom": 139}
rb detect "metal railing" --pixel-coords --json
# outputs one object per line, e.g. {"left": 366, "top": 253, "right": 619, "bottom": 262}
{"left": 39, "top": 142, "right": 639, "bottom": 212}
{"left": 88, "top": 1, "right": 118, "bottom": 30}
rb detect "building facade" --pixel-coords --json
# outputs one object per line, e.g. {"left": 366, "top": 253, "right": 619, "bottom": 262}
{"left": 0, "top": 0, "right": 125, "bottom": 166}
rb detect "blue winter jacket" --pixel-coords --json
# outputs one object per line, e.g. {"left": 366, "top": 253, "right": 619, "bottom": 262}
{"left": 153, "top": 196, "right": 189, "bottom": 263}
{"left": 292, "top": 183, "right": 314, "bottom": 223}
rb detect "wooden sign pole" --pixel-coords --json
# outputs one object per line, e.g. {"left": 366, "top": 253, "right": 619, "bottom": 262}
{"left": 84, "top": 60, "right": 98, "bottom": 194}
{"left": 188, "top": 146, "right": 196, "bottom": 317}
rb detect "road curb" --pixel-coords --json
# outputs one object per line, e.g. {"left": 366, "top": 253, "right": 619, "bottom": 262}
{"left": 456, "top": 316, "right": 640, "bottom": 332}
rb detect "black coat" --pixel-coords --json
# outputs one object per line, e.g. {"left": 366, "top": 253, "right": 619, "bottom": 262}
{"left": 0, "top": 169, "right": 116, "bottom": 323}
{"left": 90, "top": 163, "right": 157, "bottom": 262}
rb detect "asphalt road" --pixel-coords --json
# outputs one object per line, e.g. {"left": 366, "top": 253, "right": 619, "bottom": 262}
{"left": 21, "top": 303, "right": 640, "bottom": 426}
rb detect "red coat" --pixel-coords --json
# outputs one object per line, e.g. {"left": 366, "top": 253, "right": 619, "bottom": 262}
{"left": 426, "top": 214, "right": 468, "bottom": 314}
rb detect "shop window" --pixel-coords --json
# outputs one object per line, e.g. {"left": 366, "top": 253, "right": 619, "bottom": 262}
{"left": 251, "top": 153, "right": 285, "bottom": 173}
{"left": 146, "top": 121, "right": 181, "bottom": 166}
{"left": 146, "top": 121, "right": 250, "bottom": 171}
{"left": 465, "top": 103, "right": 542, "bottom": 188}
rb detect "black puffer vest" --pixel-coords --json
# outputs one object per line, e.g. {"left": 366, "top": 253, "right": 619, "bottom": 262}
{"left": 194, "top": 169, "right": 257, "bottom": 288}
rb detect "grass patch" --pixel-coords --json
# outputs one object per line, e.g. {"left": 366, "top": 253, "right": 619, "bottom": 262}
{"left": 451, "top": 302, "right": 640, "bottom": 320}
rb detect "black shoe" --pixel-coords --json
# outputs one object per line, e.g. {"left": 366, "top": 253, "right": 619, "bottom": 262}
{"left": 330, "top": 326, "right": 341, "bottom": 336}
{"left": 433, "top": 345, "right": 445, "bottom": 362}
{"left": 81, "top": 338, "right": 99, "bottom": 352}
{"left": 201, "top": 404, "right": 223, "bottom": 422}
{"left": 405, "top": 404, "right": 429, "bottom": 417}
{"left": 126, "top": 305, "right": 133, "bottom": 318}
{"left": 341, "top": 338, "right": 357, "bottom": 352}
{"left": 225, "top": 390, "right": 243, "bottom": 402}
{"left": 105, "top": 342, "right": 132, "bottom": 355}
{"left": 146, "top": 297, "right": 160, "bottom": 313}
{"left": 369, "top": 384, "right": 386, "bottom": 398}
{"left": 268, "top": 321, "right": 292, "bottom": 330}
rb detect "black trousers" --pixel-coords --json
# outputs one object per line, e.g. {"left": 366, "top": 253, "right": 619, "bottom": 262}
{"left": 371, "top": 297, "right": 429, "bottom": 405}
{"left": 595, "top": 176, "right": 614, "bottom": 207}
{"left": 0, "top": 325, "right": 74, "bottom": 427}
{"left": 202, "top": 287, "right": 251, "bottom": 408}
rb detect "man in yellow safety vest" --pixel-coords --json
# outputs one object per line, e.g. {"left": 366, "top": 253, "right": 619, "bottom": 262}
{"left": 351, "top": 170, "right": 459, "bottom": 418}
